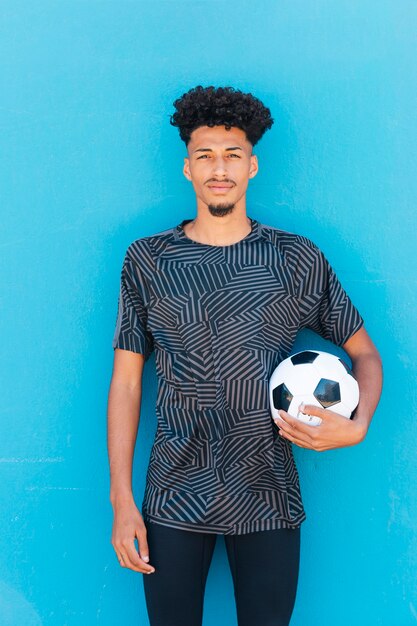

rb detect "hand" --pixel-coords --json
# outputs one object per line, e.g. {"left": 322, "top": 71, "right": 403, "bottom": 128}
{"left": 273, "top": 403, "right": 367, "bottom": 452}
{"left": 111, "top": 498, "right": 156, "bottom": 574}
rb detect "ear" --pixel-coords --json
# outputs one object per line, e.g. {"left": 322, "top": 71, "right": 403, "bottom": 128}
{"left": 248, "top": 154, "right": 258, "bottom": 179}
{"left": 183, "top": 157, "right": 192, "bottom": 181}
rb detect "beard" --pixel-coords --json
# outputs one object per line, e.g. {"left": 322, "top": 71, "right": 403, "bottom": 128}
{"left": 207, "top": 202, "right": 235, "bottom": 217}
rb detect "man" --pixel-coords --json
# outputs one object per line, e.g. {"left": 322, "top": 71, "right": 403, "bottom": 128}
{"left": 107, "top": 86, "right": 382, "bottom": 626}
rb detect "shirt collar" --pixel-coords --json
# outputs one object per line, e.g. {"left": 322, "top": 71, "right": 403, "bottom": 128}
{"left": 174, "top": 216, "right": 263, "bottom": 245}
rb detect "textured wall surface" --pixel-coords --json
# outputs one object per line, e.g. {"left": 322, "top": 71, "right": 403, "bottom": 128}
{"left": 1, "top": 2, "right": 416, "bottom": 624}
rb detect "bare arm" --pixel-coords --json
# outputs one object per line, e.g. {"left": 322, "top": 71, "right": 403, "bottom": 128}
{"left": 341, "top": 325, "right": 383, "bottom": 440}
{"left": 107, "top": 348, "right": 156, "bottom": 574}
{"left": 108, "top": 348, "right": 144, "bottom": 503}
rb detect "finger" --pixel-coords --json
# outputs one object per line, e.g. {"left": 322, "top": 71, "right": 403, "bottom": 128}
{"left": 300, "top": 403, "right": 327, "bottom": 419}
{"left": 115, "top": 540, "right": 155, "bottom": 574}
{"left": 277, "top": 410, "right": 299, "bottom": 429}
{"left": 274, "top": 415, "right": 295, "bottom": 434}
{"left": 302, "top": 404, "right": 349, "bottom": 423}
{"left": 136, "top": 530, "right": 155, "bottom": 572}
{"left": 116, "top": 545, "right": 139, "bottom": 572}
{"left": 278, "top": 428, "right": 312, "bottom": 449}
{"left": 277, "top": 410, "right": 320, "bottom": 433}
{"left": 282, "top": 430, "right": 326, "bottom": 451}
{"left": 125, "top": 540, "right": 156, "bottom": 574}
{"left": 276, "top": 421, "right": 315, "bottom": 447}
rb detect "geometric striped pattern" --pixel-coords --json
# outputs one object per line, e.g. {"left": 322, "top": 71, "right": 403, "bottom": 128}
{"left": 112, "top": 217, "right": 364, "bottom": 535}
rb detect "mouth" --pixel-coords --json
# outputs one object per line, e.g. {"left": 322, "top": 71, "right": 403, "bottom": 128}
{"left": 207, "top": 182, "right": 234, "bottom": 193}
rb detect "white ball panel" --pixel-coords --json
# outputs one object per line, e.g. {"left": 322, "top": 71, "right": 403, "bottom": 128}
{"left": 283, "top": 364, "right": 321, "bottom": 396}
{"left": 333, "top": 401, "right": 353, "bottom": 418}
{"left": 312, "top": 352, "right": 348, "bottom": 382}
{"left": 269, "top": 357, "right": 294, "bottom": 387}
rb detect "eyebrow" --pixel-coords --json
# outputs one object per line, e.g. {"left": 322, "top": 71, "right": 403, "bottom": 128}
{"left": 193, "top": 146, "right": 243, "bottom": 153}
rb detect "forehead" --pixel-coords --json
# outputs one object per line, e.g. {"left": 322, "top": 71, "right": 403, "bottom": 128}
{"left": 188, "top": 125, "right": 251, "bottom": 151}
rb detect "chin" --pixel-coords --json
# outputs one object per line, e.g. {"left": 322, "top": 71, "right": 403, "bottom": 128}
{"left": 207, "top": 203, "right": 235, "bottom": 217}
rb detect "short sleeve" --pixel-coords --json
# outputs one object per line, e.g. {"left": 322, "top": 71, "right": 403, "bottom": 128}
{"left": 297, "top": 241, "right": 364, "bottom": 346}
{"left": 112, "top": 249, "right": 154, "bottom": 360}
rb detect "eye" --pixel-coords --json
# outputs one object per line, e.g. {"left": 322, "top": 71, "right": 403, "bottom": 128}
{"left": 196, "top": 154, "right": 210, "bottom": 159}
{"left": 228, "top": 153, "right": 241, "bottom": 158}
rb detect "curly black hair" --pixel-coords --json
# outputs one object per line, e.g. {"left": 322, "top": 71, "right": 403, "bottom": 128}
{"left": 170, "top": 85, "right": 274, "bottom": 146}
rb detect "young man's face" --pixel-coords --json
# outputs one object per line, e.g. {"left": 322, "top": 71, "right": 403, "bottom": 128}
{"left": 183, "top": 125, "right": 258, "bottom": 216}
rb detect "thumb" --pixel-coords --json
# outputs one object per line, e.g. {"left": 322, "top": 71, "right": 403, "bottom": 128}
{"left": 137, "top": 530, "right": 150, "bottom": 563}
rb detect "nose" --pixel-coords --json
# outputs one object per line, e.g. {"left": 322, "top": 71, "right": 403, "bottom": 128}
{"left": 212, "top": 155, "right": 228, "bottom": 177}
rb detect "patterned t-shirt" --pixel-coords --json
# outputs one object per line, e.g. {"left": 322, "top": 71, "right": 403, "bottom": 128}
{"left": 112, "top": 216, "right": 364, "bottom": 535}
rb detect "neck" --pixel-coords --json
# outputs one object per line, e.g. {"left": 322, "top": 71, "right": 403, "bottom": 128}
{"left": 184, "top": 208, "right": 252, "bottom": 246}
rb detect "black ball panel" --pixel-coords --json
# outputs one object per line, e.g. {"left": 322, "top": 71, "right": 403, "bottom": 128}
{"left": 291, "top": 351, "right": 319, "bottom": 366}
{"left": 313, "top": 378, "right": 341, "bottom": 408}
{"left": 272, "top": 383, "right": 293, "bottom": 411}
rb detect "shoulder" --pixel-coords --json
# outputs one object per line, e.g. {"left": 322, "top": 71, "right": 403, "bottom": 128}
{"left": 126, "top": 225, "right": 176, "bottom": 257}
{"left": 124, "top": 225, "right": 177, "bottom": 278}
{"left": 258, "top": 221, "right": 323, "bottom": 264}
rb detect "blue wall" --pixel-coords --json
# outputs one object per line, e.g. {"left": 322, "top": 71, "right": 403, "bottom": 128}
{"left": 1, "top": 2, "right": 416, "bottom": 624}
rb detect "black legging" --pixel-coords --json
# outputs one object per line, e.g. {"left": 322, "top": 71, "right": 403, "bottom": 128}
{"left": 142, "top": 520, "right": 301, "bottom": 626}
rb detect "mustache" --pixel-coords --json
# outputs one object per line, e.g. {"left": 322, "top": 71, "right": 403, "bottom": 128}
{"left": 205, "top": 178, "right": 236, "bottom": 185}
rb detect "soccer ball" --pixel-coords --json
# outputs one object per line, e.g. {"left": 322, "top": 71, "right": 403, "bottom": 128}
{"left": 269, "top": 350, "right": 359, "bottom": 427}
